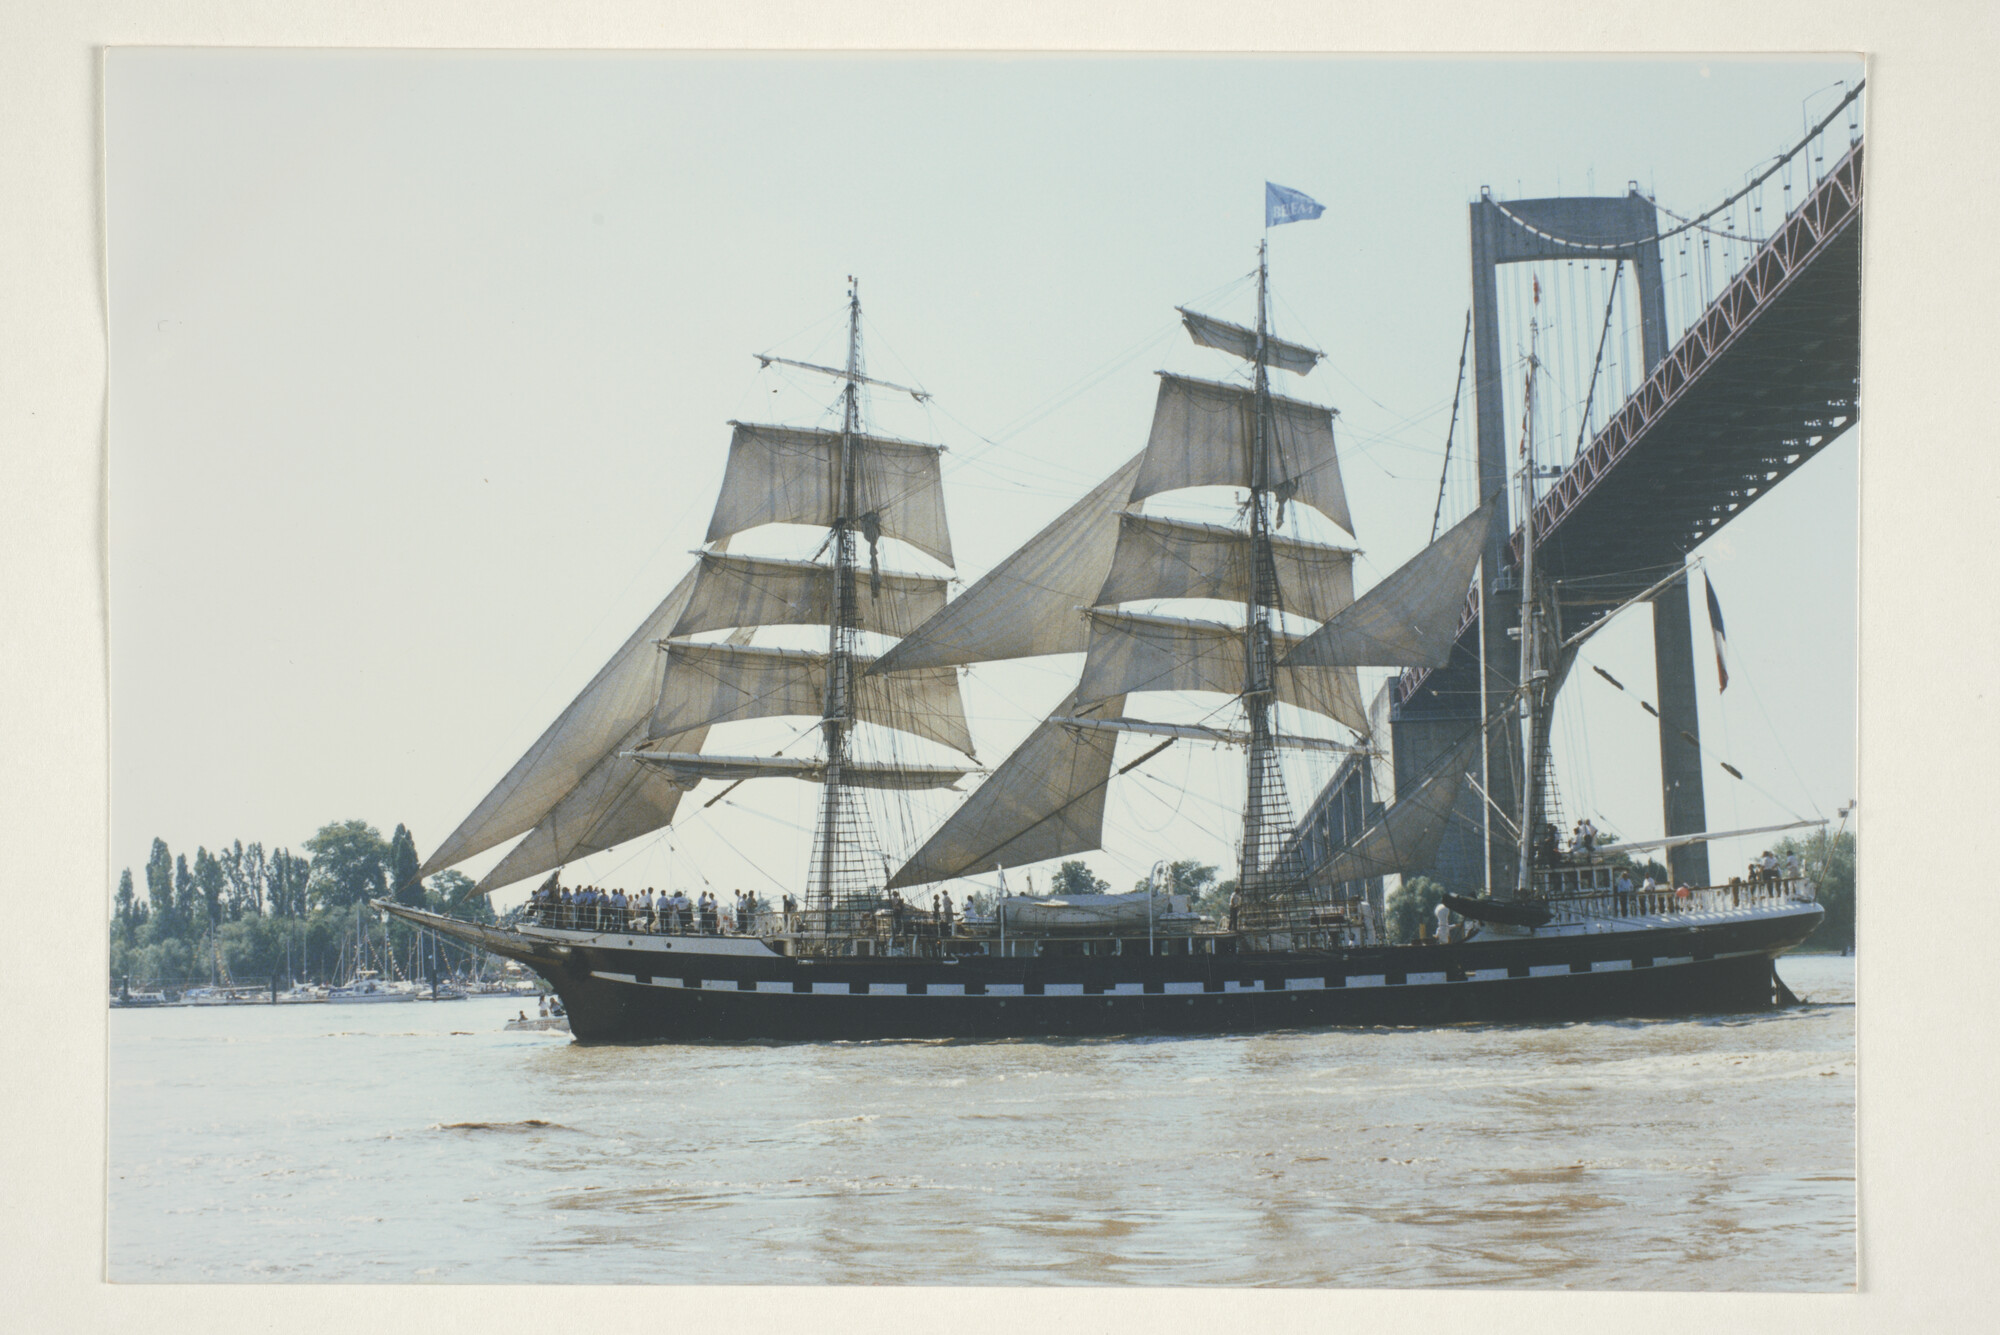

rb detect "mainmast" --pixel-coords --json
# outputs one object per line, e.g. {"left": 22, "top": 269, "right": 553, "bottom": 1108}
{"left": 809, "top": 278, "right": 869, "bottom": 932}
{"left": 1514, "top": 311, "right": 1543, "bottom": 895}
{"left": 1239, "top": 241, "right": 1303, "bottom": 918}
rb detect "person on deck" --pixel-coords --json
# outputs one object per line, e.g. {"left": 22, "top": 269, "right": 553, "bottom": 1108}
{"left": 1537, "top": 823, "right": 1562, "bottom": 867}
{"left": 1675, "top": 882, "right": 1693, "bottom": 908}
{"left": 1227, "top": 886, "right": 1242, "bottom": 933}
{"left": 1784, "top": 850, "right": 1801, "bottom": 882}
{"left": 941, "top": 891, "right": 955, "bottom": 937}
{"left": 1761, "top": 850, "right": 1779, "bottom": 888}
{"left": 1615, "top": 870, "right": 1633, "bottom": 915}
{"left": 1434, "top": 900, "right": 1453, "bottom": 946}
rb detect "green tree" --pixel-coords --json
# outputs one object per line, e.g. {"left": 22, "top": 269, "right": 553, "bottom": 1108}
{"left": 1386, "top": 875, "right": 1448, "bottom": 945}
{"left": 114, "top": 868, "right": 139, "bottom": 946}
{"left": 219, "top": 840, "right": 266, "bottom": 918}
{"left": 145, "top": 838, "right": 175, "bottom": 934}
{"left": 1130, "top": 859, "right": 1220, "bottom": 901}
{"left": 1050, "top": 860, "right": 1109, "bottom": 897}
{"left": 427, "top": 869, "right": 476, "bottom": 908}
{"left": 388, "top": 824, "right": 424, "bottom": 906}
{"left": 304, "top": 820, "right": 390, "bottom": 910}
{"left": 174, "top": 853, "right": 199, "bottom": 931}
{"left": 1180, "top": 875, "right": 1237, "bottom": 924}
{"left": 1777, "top": 828, "right": 1854, "bottom": 950}
{"left": 268, "top": 847, "right": 309, "bottom": 918}
{"left": 194, "top": 846, "right": 226, "bottom": 934}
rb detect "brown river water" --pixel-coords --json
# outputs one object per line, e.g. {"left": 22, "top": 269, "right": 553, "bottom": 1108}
{"left": 108, "top": 954, "right": 1854, "bottom": 1287}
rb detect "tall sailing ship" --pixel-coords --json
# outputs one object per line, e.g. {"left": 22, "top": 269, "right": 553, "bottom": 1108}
{"left": 385, "top": 250, "right": 1825, "bottom": 1041}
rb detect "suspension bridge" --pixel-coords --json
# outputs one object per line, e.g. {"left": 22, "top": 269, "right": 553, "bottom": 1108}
{"left": 1298, "top": 89, "right": 1863, "bottom": 896}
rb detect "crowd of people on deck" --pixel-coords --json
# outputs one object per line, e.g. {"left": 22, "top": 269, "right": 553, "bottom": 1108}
{"left": 524, "top": 881, "right": 773, "bottom": 935}
{"left": 522, "top": 879, "right": 966, "bottom": 942}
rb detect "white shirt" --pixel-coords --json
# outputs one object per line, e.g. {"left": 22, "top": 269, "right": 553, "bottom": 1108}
{"left": 1434, "top": 903, "right": 1452, "bottom": 937}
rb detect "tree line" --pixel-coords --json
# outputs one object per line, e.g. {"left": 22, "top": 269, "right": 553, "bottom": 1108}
{"left": 109, "top": 819, "right": 497, "bottom": 989}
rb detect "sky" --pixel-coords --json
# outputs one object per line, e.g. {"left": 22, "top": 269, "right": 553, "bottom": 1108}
{"left": 106, "top": 50, "right": 1862, "bottom": 907}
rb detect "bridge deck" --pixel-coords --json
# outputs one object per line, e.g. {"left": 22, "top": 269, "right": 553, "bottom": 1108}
{"left": 1399, "top": 139, "right": 1861, "bottom": 713}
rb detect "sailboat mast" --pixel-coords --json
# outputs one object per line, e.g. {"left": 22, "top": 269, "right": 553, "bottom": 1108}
{"left": 810, "top": 279, "right": 865, "bottom": 930}
{"left": 1514, "top": 313, "right": 1542, "bottom": 895}
{"left": 1239, "top": 240, "right": 1292, "bottom": 914}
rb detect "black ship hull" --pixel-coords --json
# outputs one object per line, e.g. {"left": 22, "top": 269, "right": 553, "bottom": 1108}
{"left": 384, "top": 901, "right": 1822, "bottom": 1042}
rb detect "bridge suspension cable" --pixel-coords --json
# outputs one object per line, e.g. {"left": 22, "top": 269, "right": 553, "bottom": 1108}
{"left": 1484, "top": 79, "right": 1864, "bottom": 255}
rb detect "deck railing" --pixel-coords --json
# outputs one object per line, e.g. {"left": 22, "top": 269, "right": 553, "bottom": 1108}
{"left": 1537, "top": 871, "right": 1816, "bottom": 926}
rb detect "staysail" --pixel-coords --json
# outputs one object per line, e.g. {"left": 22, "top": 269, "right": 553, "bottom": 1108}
{"left": 1308, "top": 726, "right": 1484, "bottom": 886}
{"left": 473, "top": 718, "right": 703, "bottom": 894}
{"left": 865, "top": 454, "right": 1144, "bottom": 674}
{"left": 887, "top": 692, "right": 1128, "bottom": 887}
{"left": 1282, "top": 500, "right": 1495, "bottom": 669}
{"left": 417, "top": 564, "right": 704, "bottom": 880}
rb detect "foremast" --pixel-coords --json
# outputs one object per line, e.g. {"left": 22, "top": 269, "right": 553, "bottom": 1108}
{"left": 810, "top": 279, "right": 873, "bottom": 934}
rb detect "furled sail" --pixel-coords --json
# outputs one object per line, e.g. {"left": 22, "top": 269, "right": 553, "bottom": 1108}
{"left": 650, "top": 641, "right": 973, "bottom": 755}
{"left": 1309, "top": 728, "right": 1483, "bottom": 885}
{"left": 1129, "top": 374, "right": 1352, "bottom": 534}
{"left": 1177, "top": 307, "right": 1322, "bottom": 376}
{"left": 628, "top": 752, "right": 971, "bottom": 790}
{"left": 1094, "top": 513, "right": 1355, "bottom": 622}
{"left": 865, "top": 454, "right": 1144, "bottom": 675}
{"left": 705, "top": 422, "right": 953, "bottom": 565}
{"left": 887, "top": 692, "right": 1128, "bottom": 888}
{"left": 1074, "top": 609, "right": 1368, "bottom": 732}
{"left": 418, "top": 564, "right": 703, "bottom": 879}
{"left": 670, "top": 552, "right": 948, "bottom": 640}
{"left": 1282, "top": 500, "right": 1495, "bottom": 669}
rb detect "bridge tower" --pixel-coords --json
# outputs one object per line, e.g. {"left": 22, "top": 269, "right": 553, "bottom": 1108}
{"left": 1393, "top": 186, "right": 1711, "bottom": 893}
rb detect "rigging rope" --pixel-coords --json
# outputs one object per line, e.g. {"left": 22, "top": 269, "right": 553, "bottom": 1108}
{"left": 1428, "top": 311, "right": 1473, "bottom": 542}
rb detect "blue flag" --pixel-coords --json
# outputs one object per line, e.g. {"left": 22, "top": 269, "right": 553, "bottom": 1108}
{"left": 1266, "top": 181, "right": 1325, "bottom": 227}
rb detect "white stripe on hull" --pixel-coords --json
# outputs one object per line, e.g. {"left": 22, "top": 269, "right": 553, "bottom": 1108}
{"left": 587, "top": 947, "right": 1775, "bottom": 1000}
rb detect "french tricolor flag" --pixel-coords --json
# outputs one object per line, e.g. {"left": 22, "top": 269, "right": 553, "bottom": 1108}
{"left": 1704, "top": 574, "right": 1730, "bottom": 692}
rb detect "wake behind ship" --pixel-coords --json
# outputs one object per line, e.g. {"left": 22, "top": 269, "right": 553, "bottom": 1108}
{"left": 389, "top": 234, "right": 1827, "bottom": 1041}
